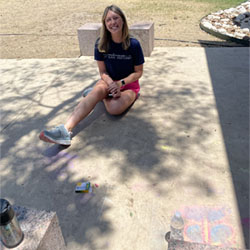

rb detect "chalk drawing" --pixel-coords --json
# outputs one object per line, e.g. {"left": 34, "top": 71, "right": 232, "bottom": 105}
{"left": 177, "top": 206, "right": 237, "bottom": 247}
{"left": 210, "top": 224, "right": 233, "bottom": 244}
{"left": 186, "top": 224, "right": 203, "bottom": 243}
{"left": 161, "top": 145, "right": 177, "bottom": 152}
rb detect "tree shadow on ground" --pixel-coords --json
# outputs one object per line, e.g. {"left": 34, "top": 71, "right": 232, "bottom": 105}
{"left": 0, "top": 55, "right": 225, "bottom": 249}
{"left": 42, "top": 80, "right": 137, "bottom": 158}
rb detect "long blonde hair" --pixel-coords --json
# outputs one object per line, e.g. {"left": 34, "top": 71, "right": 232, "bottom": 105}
{"left": 98, "top": 5, "right": 130, "bottom": 53}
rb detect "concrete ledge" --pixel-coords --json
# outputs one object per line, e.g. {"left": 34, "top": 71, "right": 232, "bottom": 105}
{"left": 77, "top": 22, "right": 154, "bottom": 56}
{"left": 0, "top": 206, "right": 66, "bottom": 250}
{"left": 77, "top": 23, "right": 102, "bottom": 57}
{"left": 129, "top": 22, "right": 154, "bottom": 57}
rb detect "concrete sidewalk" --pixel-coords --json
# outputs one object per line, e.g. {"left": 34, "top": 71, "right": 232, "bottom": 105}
{"left": 0, "top": 47, "right": 249, "bottom": 250}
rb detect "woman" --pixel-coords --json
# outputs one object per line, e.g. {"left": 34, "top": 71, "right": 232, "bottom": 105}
{"left": 39, "top": 5, "right": 144, "bottom": 145}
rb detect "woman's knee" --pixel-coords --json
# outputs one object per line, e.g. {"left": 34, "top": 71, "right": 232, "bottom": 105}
{"left": 106, "top": 106, "right": 122, "bottom": 115}
{"left": 91, "top": 80, "right": 108, "bottom": 98}
{"left": 95, "top": 79, "right": 108, "bottom": 89}
{"left": 105, "top": 92, "right": 136, "bottom": 115}
{"left": 105, "top": 102, "right": 125, "bottom": 115}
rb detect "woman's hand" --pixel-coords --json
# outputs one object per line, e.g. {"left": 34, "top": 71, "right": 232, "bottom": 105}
{"left": 108, "top": 81, "right": 121, "bottom": 98}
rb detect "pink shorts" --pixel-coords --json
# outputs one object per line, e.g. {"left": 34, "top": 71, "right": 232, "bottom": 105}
{"left": 120, "top": 80, "right": 140, "bottom": 97}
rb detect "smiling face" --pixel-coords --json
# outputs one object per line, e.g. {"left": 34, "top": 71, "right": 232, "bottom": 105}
{"left": 105, "top": 10, "right": 124, "bottom": 36}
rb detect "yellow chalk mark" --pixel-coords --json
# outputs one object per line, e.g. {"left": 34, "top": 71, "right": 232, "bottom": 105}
{"left": 204, "top": 218, "right": 209, "bottom": 244}
{"left": 161, "top": 145, "right": 176, "bottom": 152}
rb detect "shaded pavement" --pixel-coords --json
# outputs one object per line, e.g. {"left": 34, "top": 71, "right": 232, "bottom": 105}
{"left": 0, "top": 47, "right": 249, "bottom": 249}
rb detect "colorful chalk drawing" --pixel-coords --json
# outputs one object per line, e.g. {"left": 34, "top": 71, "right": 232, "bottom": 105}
{"left": 177, "top": 206, "right": 238, "bottom": 247}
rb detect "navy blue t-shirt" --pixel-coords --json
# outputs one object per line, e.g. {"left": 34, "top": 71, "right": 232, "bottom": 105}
{"left": 94, "top": 37, "right": 145, "bottom": 81}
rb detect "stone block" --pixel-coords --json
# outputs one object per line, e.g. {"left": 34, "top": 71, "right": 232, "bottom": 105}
{"left": 0, "top": 206, "right": 66, "bottom": 250}
{"left": 129, "top": 22, "right": 154, "bottom": 57}
{"left": 77, "top": 23, "right": 102, "bottom": 56}
{"left": 77, "top": 22, "right": 154, "bottom": 57}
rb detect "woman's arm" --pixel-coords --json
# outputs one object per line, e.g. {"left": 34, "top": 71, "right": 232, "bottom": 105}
{"left": 97, "top": 61, "right": 114, "bottom": 85}
{"left": 117, "top": 64, "right": 143, "bottom": 87}
{"left": 97, "top": 60, "right": 121, "bottom": 97}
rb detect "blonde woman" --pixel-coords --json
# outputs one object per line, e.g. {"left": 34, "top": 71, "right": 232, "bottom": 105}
{"left": 39, "top": 5, "right": 144, "bottom": 145}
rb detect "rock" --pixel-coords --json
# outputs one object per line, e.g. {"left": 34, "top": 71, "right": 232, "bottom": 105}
{"left": 212, "top": 16, "right": 220, "bottom": 20}
{"left": 224, "top": 8, "right": 236, "bottom": 14}
{"left": 236, "top": 6, "right": 247, "bottom": 13}
{"left": 234, "top": 32, "right": 246, "bottom": 38}
{"left": 221, "top": 18, "right": 230, "bottom": 22}
{"left": 216, "top": 10, "right": 224, "bottom": 15}
{"left": 214, "top": 22, "right": 222, "bottom": 26}
{"left": 200, "top": 0, "right": 250, "bottom": 44}
{"left": 222, "top": 24, "right": 232, "bottom": 29}
{"left": 235, "top": 14, "right": 247, "bottom": 23}
{"left": 203, "top": 22, "right": 213, "bottom": 29}
{"left": 218, "top": 28, "right": 227, "bottom": 34}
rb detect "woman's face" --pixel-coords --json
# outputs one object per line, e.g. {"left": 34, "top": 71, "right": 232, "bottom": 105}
{"left": 105, "top": 10, "right": 123, "bottom": 35}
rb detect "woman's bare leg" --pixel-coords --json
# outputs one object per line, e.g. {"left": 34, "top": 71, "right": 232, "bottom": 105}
{"left": 65, "top": 80, "right": 108, "bottom": 131}
{"left": 103, "top": 90, "right": 137, "bottom": 115}
{"left": 39, "top": 87, "right": 137, "bottom": 145}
